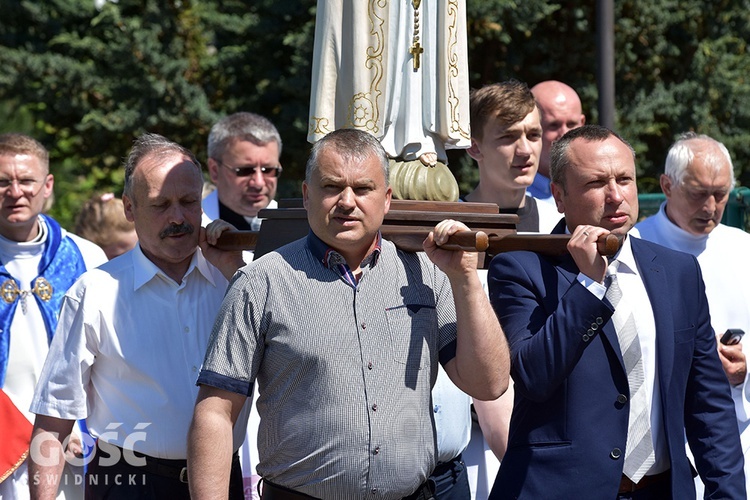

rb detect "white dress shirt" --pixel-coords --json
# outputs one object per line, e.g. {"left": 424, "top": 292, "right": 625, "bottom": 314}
{"left": 579, "top": 234, "right": 668, "bottom": 476}
{"left": 31, "top": 244, "right": 248, "bottom": 459}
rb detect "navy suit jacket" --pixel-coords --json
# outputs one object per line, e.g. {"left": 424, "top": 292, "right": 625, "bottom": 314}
{"left": 486, "top": 223, "right": 744, "bottom": 499}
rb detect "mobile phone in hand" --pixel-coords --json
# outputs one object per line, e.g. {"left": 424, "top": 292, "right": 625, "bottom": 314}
{"left": 720, "top": 329, "right": 745, "bottom": 346}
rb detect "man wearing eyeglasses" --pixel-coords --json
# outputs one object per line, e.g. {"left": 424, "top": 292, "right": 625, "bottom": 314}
{"left": 635, "top": 132, "right": 750, "bottom": 498}
{"left": 0, "top": 133, "right": 107, "bottom": 500}
{"left": 203, "top": 112, "right": 282, "bottom": 240}
{"left": 202, "top": 112, "right": 283, "bottom": 498}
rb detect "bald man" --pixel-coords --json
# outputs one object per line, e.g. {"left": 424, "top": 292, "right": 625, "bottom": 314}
{"left": 528, "top": 81, "right": 585, "bottom": 205}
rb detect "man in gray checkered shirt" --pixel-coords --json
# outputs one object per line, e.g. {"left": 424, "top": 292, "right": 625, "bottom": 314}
{"left": 187, "top": 129, "right": 510, "bottom": 500}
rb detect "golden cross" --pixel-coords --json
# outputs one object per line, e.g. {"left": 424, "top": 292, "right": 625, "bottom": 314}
{"left": 409, "top": 41, "right": 424, "bottom": 70}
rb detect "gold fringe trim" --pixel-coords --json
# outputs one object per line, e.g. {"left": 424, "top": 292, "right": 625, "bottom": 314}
{"left": 0, "top": 449, "right": 29, "bottom": 483}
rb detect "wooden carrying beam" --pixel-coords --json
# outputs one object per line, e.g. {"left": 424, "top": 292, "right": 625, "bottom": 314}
{"left": 212, "top": 199, "right": 622, "bottom": 265}
{"left": 214, "top": 229, "right": 621, "bottom": 257}
{"left": 250, "top": 199, "right": 518, "bottom": 259}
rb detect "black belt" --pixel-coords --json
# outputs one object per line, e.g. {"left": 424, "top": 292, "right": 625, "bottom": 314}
{"left": 431, "top": 454, "right": 462, "bottom": 477}
{"left": 618, "top": 470, "right": 670, "bottom": 493}
{"left": 261, "top": 480, "right": 320, "bottom": 500}
{"left": 139, "top": 455, "right": 189, "bottom": 483}
{"left": 403, "top": 480, "right": 435, "bottom": 500}
{"left": 98, "top": 442, "right": 190, "bottom": 483}
{"left": 100, "top": 442, "right": 238, "bottom": 484}
{"left": 260, "top": 479, "right": 434, "bottom": 500}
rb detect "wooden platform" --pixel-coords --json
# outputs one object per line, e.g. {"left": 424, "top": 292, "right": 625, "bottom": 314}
{"left": 255, "top": 199, "right": 518, "bottom": 267}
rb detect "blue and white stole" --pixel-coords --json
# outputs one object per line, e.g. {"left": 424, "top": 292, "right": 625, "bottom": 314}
{"left": 0, "top": 215, "right": 87, "bottom": 387}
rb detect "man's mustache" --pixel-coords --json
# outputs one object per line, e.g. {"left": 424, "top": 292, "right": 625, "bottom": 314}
{"left": 160, "top": 223, "right": 194, "bottom": 239}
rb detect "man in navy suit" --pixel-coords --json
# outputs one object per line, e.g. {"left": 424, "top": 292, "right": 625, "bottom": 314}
{"left": 486, "top": 124, "right": 744, "bottom": 499}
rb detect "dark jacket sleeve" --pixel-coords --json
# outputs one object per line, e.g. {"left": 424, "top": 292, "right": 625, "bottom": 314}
{"left": 487, "top": 251, "right": 613, "bottom": 402}
{"left": 681, "top": 255, "right": 746, "bottom": 497}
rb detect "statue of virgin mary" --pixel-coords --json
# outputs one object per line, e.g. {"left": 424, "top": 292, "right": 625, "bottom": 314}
{"left": 307, "top": 0, "right": 470, "bottom": 201}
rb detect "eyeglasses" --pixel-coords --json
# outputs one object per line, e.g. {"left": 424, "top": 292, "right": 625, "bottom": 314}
{"left": 215, "top": 160, "right": 282, "bottom": 178}
{"left": 0, "top": 178, "right": 44, "bottom": 196}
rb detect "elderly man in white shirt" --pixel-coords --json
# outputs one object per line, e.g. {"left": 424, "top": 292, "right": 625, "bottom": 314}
{"left": 635, "top": 132, "right": 750, "bottom": 498}
{"left": 28, "top": 134, "right": 249, "bottom": 500}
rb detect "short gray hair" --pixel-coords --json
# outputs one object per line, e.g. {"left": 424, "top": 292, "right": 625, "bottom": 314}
{"left": 664, "top": 132, "right": 735, "bottom": 190}
{"left": 550, "top": 124, "right": 635, "bottom": 191}
{"left": 207, "top": 112, "right": 282, "bottom": 160}
{"left": 123, "top": 133, "right": 201, "bottom": 199}
{"left": 306, "top": 129, "right": 389, "bottom": 185}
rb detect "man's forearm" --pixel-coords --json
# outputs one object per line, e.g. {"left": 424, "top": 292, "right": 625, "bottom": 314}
{"left": 449, "top": 271, "right": 510, "bottom": 400}
{"left": 474, "top": 386, "right": 514, "bottom": 460}
{"left": 29, "top": 418, "right": 74, "bottom": 500}
{"left": 188, "top": 390, "right": 240, "bottom": 499}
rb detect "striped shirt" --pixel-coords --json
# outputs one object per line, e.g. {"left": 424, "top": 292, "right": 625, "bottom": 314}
{"left": 198, "top": 232, "right": 458, "bottom": 499}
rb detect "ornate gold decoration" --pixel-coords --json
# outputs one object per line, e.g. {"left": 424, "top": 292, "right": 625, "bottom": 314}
{"left": 1, "top": 277, "right": 53, "bottom": 315}
{"left": 446, "top": 0, "right": 470, "bottom": 141}
{"left": 34, "top": 277, "right": 53, "bottom": 301}
{"left": 342, "top": 0, "right": 385, "bottom": 134}
{"left": 410, "top": 0, "right": 423, "bottom": 70}
{"left": 1, "top": 280, "right": 17, "bottom": 304}
{"left": 308, "top": 117, "right": 331, "bottom": 136}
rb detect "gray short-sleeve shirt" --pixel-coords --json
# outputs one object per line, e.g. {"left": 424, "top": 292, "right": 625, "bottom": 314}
{"left": 198, "top": 233, "right": 458, "bottom": 499}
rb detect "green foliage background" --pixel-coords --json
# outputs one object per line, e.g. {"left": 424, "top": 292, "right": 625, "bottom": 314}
{"left": 1, "top": 0, "right": 748, "bottom": 228}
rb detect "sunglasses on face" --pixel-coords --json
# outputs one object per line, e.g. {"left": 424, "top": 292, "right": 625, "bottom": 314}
{"left": 215, "top": 160, "right": 283, "bottom": 178}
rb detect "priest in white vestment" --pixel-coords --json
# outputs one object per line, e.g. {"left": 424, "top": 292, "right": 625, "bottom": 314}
{"left": 0, "top": 133, "right": 107, "bottom": 500}
{"left": 635, "top": 132, "right": 750, "bottom": 498}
